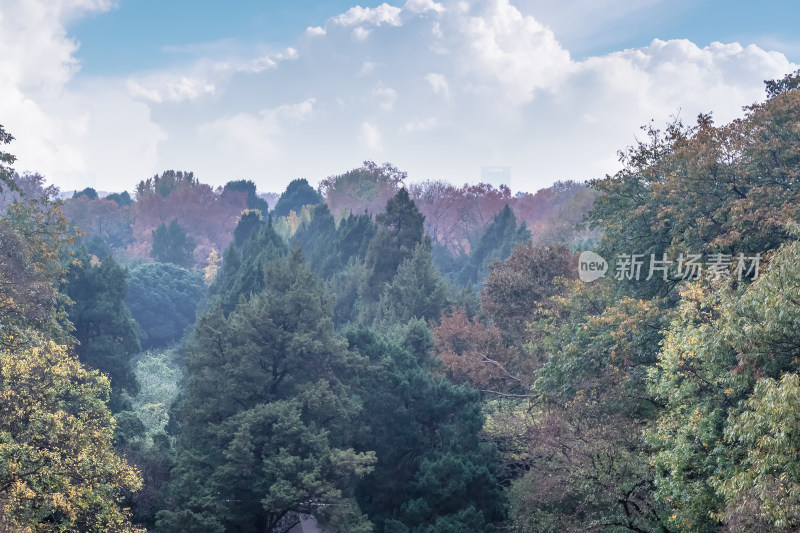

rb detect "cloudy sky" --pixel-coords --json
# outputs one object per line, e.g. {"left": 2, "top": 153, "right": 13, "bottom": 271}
{"left": 1, "top": 0, "right": 797, "bottom": 194}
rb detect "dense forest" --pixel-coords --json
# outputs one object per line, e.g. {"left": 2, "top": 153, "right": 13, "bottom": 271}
{"left": 1, "top": 70, "right": 800, "bottom": 532}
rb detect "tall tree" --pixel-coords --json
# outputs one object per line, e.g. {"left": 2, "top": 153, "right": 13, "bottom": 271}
{"left": 159, "top": 249, "right": 374, "bottom": 532}
{"left": 362, "top": 188, "right": 425, "bottom": 306}
{"left": 648, "top": 233, "right": 800, "bottom": 532}
{"left": 290, "top": 203, "right": 338, "bottom": 277}
{"left": 222, "top": 179, "right": 270, "bottom": 214}
{"left": 348, "top": 328, "right": 506, "bottom": 532}
{"left": 454, "top": 203, "right": 531, "bottom": 286}
{"left": 480, "top": 242, "right": 576, "bottom": 339}
{"left": 0, "top": 124, "right": 18, "bottom": 193}
{"left": 0, "top": 341, "right": 144, "bottom": 532}
{"left": 320, "top": 161, "right": 405, "bottom": 220}
{"left": 0, "top": 135, "right": 142, "bottom": 531}
{"left": 1, "top": 179, "right": 75, "bottom": 349}
{"left": 272, "top": 178, "right": 323, "bottom": 218}
{"left": 375, "top": 241, "right": 450, "bottom": 326}
{"left": 209, "top": 212, "right": 287, "bottom": 313}
{"left": 125, "top": 262, "right": 206, "bottom": 349}
{"left": 151, "top": 219, "right": 196, "bottom": 267}
{"left": 64, "top": 249, "right": 141, "bottom": 411}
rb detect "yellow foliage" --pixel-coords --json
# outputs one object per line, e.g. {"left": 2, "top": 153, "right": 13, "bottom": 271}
{"left": 204, "top": 248, "right": 221, "bottom": 285}
{"left": 0, "top": 340, "right": 143, "bottom": 532}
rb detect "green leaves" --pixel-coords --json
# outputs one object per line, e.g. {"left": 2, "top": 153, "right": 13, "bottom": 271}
{"left": 362, "top": 188, "right": 426, "bottom": 307}
{"left": 272, "top": 178, "right": 323, "bottom": 218}
{"left": 0, "top": 124, "right": 17, "bottom": 193}
{"left": 347, "top": 328, "right": 506, "bottom": 532}
{"left": 714, "top": 373, "right": 800, "bottom": 529}
{"left": 160, "top": 250, "right": 375, "bottom": 532}
{"left": 125, "top": 262, "right": 205, "bottom": 349}
{"left": 63, "top": 250, "right": 141, "bottom": 412}
{"left": 151, "top": 219, "right": 196, "bottom": 267}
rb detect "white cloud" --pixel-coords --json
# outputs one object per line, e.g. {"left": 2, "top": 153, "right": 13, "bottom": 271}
{"left": 330, "top": 4, "right": 403, "bottom": 27}
{"left": 372, "top": 82, "right": 398, "bottom": 110}
{"left": 404, "top": 0, "right": 446, "bottom": 14}
{"left": 305, "top": 26, "right": 327, "bottom": 37}
{"left": 403, "top": 117, "right": 439, "bottom": 132}
{"left": 451, "top": 0, "right": 572, "bottom": 104}
{"left": 425, "top": 73, "right": 450, "bottom": 98}
{"left": 201, "top": 98, "right": 316, "bottom": 158}
{"left": 125, "top": 47, "right": 301, "bottom": 109}
{"left": 359, "top": 61, "right": 377, "bottom": 76}
{"left": 2, "top": 0, "right": 797, "bottom": 194}
{"left": 0, "top": 0, "right": 166, "bottom": 189}
{"left": 352, "top": 27, "right": 372, "bottom": 40}
{"left": 127, "top": 75, "right": 215, "bottom": 103}
{"left": 358, "top": 121, "right": 383, "bottom": 151}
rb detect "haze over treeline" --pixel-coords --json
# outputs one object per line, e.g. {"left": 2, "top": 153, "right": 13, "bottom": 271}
{"left": 2, "top": 71, "right": 800, "bottom": 532}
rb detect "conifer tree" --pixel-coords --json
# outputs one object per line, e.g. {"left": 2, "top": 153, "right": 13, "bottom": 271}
{"left": 348, "top": 328, "right": 506, "bottom": 532}
{"left": 158, "top": 249, "right": 375, "bottom": 532}
{"left": 362, "top": 188, "right": 425, "bottom": 306}
{"left": 151, "top": 219, "right": 196, "bottom": 267}
{"left": 64, "top": 249, "right": 141, "bottom": 411}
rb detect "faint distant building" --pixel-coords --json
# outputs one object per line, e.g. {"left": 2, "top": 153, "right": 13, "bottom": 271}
{"left": 480, "top": 166, "right": 511, "bottom": 187}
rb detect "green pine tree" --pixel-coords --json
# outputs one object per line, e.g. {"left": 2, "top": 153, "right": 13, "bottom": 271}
{"left": 361, "top": 188, "right": 426, "bottom": 310}
{"left": 63, "top": 249, "right": 141, "bottom": 411}
{"left": 151, "top": 219, "right": 196, "bottom": 267}
{"left": 158, "top": 249, "right": 375, "bottom": 532}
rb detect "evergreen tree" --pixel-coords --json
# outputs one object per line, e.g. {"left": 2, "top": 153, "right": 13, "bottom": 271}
{"left": 63, "top": 249, "right": 141, "bottom": 411}
{"left": 376, "top": 241, "right": 450, "bottom": 326}
{"left": 125, "top": 262, "right": 206, "bottom": 349}
{"left": 455, "top": 204, "right": 530, "bottom": 286}
{"left": 272, "top": 178, "right": 323, "bottom": 218}
{"left": 336, "top": 210, "right": 378, "bottom": 264}
{"left": 222, "top": 179, "right": 270, "bottom": 214}
{"left": 159, "top": 249, "right": 375, "bottom": 532}
{"left": 151, "top": 219, "right": 196, "bottom": 267}
{"left": 291, "top": 203, "right": 338, "bottom": 277}
{"left": 136, "top": 170, "right": 197, "bottom": 198}
{"left": 209, "top": 212, "right": 287, "bottom": 312}
{"left": 106, "top": 190, "right": 133, "bottom": 206}
{"left": 347, "top": 328, "right": 506, "bottom": 532}
{"left": 72, "top": 186, "right": 98, "bottom": 200}
{"left": 362, "top": 188, "right": 425, "bottom": 306}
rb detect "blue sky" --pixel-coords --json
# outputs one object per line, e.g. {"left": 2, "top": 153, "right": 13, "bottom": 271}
{"left": 1, "top": 0, "right": 798, "bottom": 194}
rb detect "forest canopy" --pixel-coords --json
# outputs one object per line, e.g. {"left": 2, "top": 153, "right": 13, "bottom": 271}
{"left": 2, "top": 70, "right": 800, "bottom": 532}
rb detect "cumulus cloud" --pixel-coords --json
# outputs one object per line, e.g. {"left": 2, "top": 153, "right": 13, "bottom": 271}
{"left": 0, "top": 0, "right": 165, "bottom": 189}
{"left": 450, "top": 0, "right": 573, "bottom": 104}
{"left": 200, "top": 98, "right": 316, "bottom": 158}
{"left": 305, "top": 26, "right": 327, "bottom": 37}
{"left": 404, "top": 0, "right": 446, "bottom": 14}
{"left": 2, "top": 0, "right": 796, "bottom": 193}
{"left": 425, "top": 73, "right": 450, "bottom": 98}
{"left": 359, "top": 121, "right": 383, "bottom": 151}
{"left": 330, "top": 4, "right": 403, "bottom": 27}
{"left": 372, "top": 82, "right": 399, "bottom": 110}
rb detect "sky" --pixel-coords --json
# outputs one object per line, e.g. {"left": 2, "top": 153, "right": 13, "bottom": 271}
{"left": 1, "top": 0, "right": 798, "bottom": 195}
